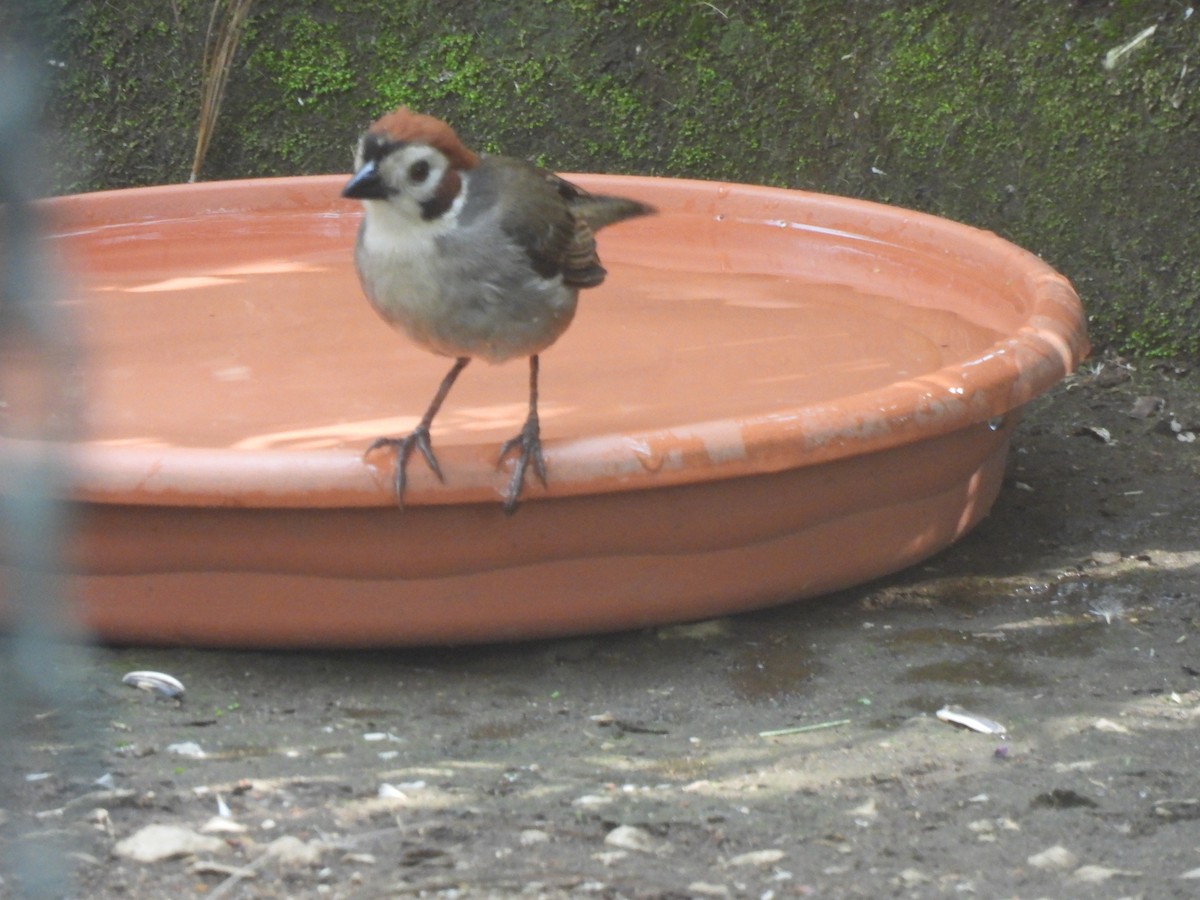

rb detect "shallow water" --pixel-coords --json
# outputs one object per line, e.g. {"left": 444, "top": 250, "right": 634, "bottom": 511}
{"left": 57, "top": 208, "right": 1007, "bottom": 451}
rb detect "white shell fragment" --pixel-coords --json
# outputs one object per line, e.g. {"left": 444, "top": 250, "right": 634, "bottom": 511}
{"left": 1075, "top": 424, "right": 1113, "bottom": 443}
{"left": 122, "top": 671, "right": 186, "bottom": 700}
{"left": 936, "top": 705, "right": 1007, "bottom": 735}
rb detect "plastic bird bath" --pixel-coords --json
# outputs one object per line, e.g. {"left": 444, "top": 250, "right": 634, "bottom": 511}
{"left": 5, "top": 175, "right": 1088, "bottom": 646}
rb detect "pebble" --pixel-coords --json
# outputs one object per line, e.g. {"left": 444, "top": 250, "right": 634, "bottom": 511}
{"left": 200, "top": 816, "right": 247, "bottom": 834}
{"left": 114, "top": 824, "right": 225, "bottom": 863}
{"left": 592, "top": 850, "right": 628, "bottom": 865}
{"left": 519, "top": 829, "right": 550, "bottom": 846}
{"left": 262, "top": 835, "right": 326, "bottom": 867}
{"left": 188, "top": 860, "right": 257, "bottom": 879}
{"left": 727, "top": 849, "right": 785, "bottom": 867}
{"left": 572, "top": 794, "right": 612, "bottom": 808}
{"left": 1071, "top": 865, "right": 1140, "bottom": 884}
{"left": 165, "top": 741, "right": 206, "bottom": 759}
{"left": 847, "top": 797, "right": 878, "bottom": 822}
{"left": 896, "top": 868, "right": 931, "bottom": 886}
{"left": 687, "top": 883, "right": 731, "bottom": 898}
{"left": 1027, "top": 845, "right": 1077, "bottom": 871}
{"left": 656, "top": 619, "right": 732, "bottom": 640}
{"left": 603, "top": 825, "right": 659, "bottom": 854}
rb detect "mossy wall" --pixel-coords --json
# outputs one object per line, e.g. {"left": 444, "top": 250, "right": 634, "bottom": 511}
{"left": 10, "top": 0, "right": 1200, "bottom": 356}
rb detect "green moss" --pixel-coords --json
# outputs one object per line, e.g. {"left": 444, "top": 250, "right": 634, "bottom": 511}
{"left": 40, "top": 3, "right": 201, "bottom": 190}
{"left": 253, "top": 15, "right": 353, "bottom": 105}
{"left": 29, "top": 0, "right": 1200, "bottom": 356}
{"left": 369, "top": 32, "right": 552, "bottom": 152}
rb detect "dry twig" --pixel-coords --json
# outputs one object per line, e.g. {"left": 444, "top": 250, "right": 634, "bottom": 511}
{"left": 191, "top": 0, "right": 254, "bottom": 182}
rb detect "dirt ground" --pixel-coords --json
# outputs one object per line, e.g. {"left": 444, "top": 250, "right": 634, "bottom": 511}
{"left": 3, "top": 355, "right": 1199, "bottom": 899}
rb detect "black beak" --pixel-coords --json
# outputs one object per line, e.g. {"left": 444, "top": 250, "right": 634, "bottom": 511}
{"left": 342, "top": 161, "right": 388, "bottom": 200}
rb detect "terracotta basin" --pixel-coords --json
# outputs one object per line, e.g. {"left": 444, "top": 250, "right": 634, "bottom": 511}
{"left": 6, "top": 175, "right": 1088, "bottom": 646}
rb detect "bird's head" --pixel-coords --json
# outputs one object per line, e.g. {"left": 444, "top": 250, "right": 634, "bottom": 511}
{"left": 342, "top": 108, "right": 481, "bottom": 222}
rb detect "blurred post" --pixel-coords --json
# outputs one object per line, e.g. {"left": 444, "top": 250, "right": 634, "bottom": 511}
{"left": 1, "top": 6, "right": 89, "bottom": 897}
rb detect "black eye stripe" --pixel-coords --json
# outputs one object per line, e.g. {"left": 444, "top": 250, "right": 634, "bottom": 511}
{"left": 361, "top": 134, "right": 406, "bottom": 163}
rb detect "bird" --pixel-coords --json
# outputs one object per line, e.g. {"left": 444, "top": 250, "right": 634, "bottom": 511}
{"left": 341, "top": 108, "right": 655, "bottom": 514}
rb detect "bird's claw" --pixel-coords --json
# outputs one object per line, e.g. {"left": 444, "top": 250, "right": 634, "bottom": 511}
{"left": 497, "top": 415, "right": 546, "bottom": 516}
{"left": 365, "top": 425, "right": 444, "bottom": 509}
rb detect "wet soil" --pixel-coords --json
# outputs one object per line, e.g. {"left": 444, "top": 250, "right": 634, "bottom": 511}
{"left": 3, "top": 355, "right": 1200, "bottom": 899}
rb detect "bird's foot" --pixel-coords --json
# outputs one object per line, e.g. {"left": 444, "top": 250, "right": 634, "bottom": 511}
{"left": 365, "top": 425, "right": 444, "bottom": 508}
{"left": 497, "top": 413, "right": 547, "bottom": 516}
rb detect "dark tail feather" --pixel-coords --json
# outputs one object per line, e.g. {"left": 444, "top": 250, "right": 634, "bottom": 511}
{"left": 572, "top": 195, "right": 656, "bottom": 231}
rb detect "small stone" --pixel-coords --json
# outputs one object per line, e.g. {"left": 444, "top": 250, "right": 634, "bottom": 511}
{"left": 1027, "top": 845, "right": 1077, "bottom": 871}
{"left": 592, "top": 850, "right": 628, "bottom": 865}
{"left": 165, "top": 741, "right": 206, "bottom": 759}
{"left": 726, "top": 849, "right": 785, "bottom": 867}
{"left": 1128, "top": 395, "right": 1163, "bottom": 419}
{"left": 114, "top": 824, "right": 225, "bottom": 863}
{"left": 603, "top": 825, "right": 658, "bottom": 854}
{"left": 572, "top": 794, "right": 612, "bottom": 808}
{"left": 1027, "top": 792, "right": 1094, "bottom": 816}
{"left": 1093, "top": 718, "right": 1132, "bottom": 734}
{"left": 519, "top": 829, "right": 550, "bottom": 846}
{"left": 1070, "top": 865, "right": 1140, "bottom": 884}
{"left": 263, "top": 835, "right": 326, "bottom": 867}
{"left": 896, "top": 868, "right": 931, "bottom": 886}
{"left": 188, "top": 860, "right": 257, "bottom": 879}
{"left": 200, "top": 816, "right": 247, "bottom": 834}
{"left": 847, "top": 797, "right": 878, "bottom": 821}
{"left": 656, "top": 619, "right": 731, "bottom": 640}
{"left": 687, "top": 882, "right": 731, "bottom": 897}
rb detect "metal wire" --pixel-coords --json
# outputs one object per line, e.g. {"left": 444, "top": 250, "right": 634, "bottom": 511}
{"left": 1, "top": 17, "right": 90, "bottom": 898}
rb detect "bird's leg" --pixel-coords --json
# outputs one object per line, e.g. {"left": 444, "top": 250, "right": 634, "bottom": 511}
{"left": 497, "top": 354, "right": 548, "bottom": 516}
{"left": 366, "top": 356, "right": 470, "bottom": 508}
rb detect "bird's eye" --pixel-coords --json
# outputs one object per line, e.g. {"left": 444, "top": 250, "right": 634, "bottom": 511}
{"left": 409, "top": 160, "right": 431, "bottom": 183}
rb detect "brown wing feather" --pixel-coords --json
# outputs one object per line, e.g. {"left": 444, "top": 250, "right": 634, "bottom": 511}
{"left": 484, "top": 160, "right": 654, "bottom": 288}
